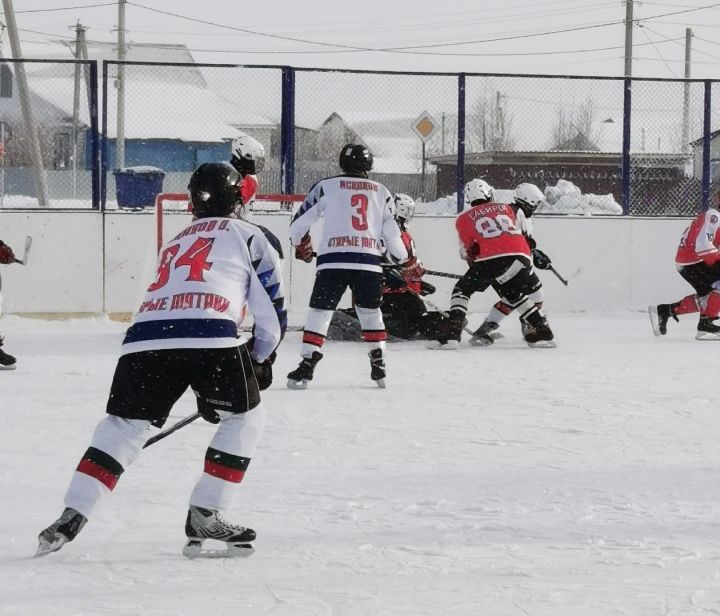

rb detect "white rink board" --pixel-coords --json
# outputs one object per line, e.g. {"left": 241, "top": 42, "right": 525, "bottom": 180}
{"left": 0, "top": 210, "right": 694, "bottom": 319}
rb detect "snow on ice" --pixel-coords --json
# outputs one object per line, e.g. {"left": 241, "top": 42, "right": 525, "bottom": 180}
{"left": 1, "top": 312, "right": 720, "bottom": 615}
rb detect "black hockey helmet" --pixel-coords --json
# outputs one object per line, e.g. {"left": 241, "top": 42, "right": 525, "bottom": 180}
{"left": 339, "top": 143, "right": 373, "bottom": 176}
{"left": 188, "top": 162, "right": 241, "bottom": 218}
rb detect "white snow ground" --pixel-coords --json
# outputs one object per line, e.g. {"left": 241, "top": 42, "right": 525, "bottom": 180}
{"left": 2, "top": 312, "right": 720, "bottom": 616}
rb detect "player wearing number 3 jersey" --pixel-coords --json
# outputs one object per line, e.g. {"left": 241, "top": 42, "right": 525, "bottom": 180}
{"left": 287, "top": 143, "right": 408, "bottom": 389}
{"left": 37, "top": 162, "right": 286, "bottom": 558}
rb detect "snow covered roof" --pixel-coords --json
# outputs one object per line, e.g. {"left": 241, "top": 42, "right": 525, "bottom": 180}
{"left": 17, "top": 41, "right": 243, "bottom": 142}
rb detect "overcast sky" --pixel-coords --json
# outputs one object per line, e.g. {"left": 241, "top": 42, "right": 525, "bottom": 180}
{"left": 9, "top": 0, "right": 720, "bottom": 79}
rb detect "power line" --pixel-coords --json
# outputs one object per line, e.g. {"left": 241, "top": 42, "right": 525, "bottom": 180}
{"left": 638, "top": 25, "right": 677, "bottom": 77}
{"left": 3, "top": 2, "right": 115, "bottom": 15}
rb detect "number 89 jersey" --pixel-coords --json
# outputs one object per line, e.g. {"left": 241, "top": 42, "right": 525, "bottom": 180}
{"left": 455, "top": 201, "right": 532, "bottom": 262}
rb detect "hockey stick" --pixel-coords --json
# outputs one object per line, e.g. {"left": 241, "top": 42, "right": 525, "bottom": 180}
{"left": 423, "top": 269, "right": 462, "bottom": 280}
{"left": 143, "top": 412, "right": 201, "bottom": 449}
{"left": 13, "top": 236, "right": 32, "bottom": 266}
{"left": 548, "top": 264, "right": 568, "bottom": 286}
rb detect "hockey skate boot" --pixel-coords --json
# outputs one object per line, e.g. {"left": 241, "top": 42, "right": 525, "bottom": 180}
{"left": 183, "top": 506, "right": 256, "bottom": 558}
{"left": 368, "top": 348, "right": 386, "bottom": 388}
{"left": 523, "top": 315, "right": 556, "bottom": 348}
{"left": 287, "top": 351, "right": 323, "bottom": 389}
{"left": 35, "top": 508, "right": 87, "bottom": 557}
{"left": 0, "top": 337, "right": 16, "bottom": 370}
{"left": 648, "top": 303, "right": 679, "bottom": 337}
{"left": 469, "top": 321, "right": 500, "bottom": 347}
{"left": 696, "top": 316, "right": 720, "bottom": 340}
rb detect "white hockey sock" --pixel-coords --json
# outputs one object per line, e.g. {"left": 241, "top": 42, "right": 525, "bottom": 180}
{"left": 64, "top": 415, "right": 150, "bottom": 518}
{"left": 355, "top": 306, "right": 386, "bottom": 352}
{"left": 301, "top": 308, "right": 334, "bottom": 357}
{"left": 189, "top": 405, "right": 266, "bottom": 512}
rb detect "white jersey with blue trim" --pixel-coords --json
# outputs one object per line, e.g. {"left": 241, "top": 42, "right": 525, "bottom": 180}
{"left": 121, "top": 216, "right": 286, "bottom": 363}
{"left": 289, "top": 175, "right": 408, "bottom": 272}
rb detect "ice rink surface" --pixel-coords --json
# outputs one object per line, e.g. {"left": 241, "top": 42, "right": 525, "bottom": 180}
{"left": 2, "top": 312, "right": 720, "bottom": 616}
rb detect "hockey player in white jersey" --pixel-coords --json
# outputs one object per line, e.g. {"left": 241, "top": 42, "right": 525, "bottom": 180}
{"left": 287, "top": 143, "right": 409, "bottom": 388}
{"left": 36, "top": 162, "right": 286, "bottom": 559}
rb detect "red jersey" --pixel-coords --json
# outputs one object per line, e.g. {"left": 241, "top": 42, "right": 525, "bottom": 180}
{"left": 240, "top": 174, "right": 258, "bottom": 206}
{"left": 455, "top": 202, "right": 531, "bottom": 262}
{"left": 675, "top": 208, "right": 720, "bottom": 266}
{"left": 384, "top": 229, "right": 422, "bottom": 295}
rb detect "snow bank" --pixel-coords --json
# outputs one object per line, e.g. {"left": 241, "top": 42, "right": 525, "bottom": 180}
{"left": 416, "top": 179, "right": 622, "bottom": 216}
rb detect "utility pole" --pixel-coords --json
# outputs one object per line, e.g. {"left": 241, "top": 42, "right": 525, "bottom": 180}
{"left": 2, "top": 0, "right": 49, "bottom": 206}
{"left": 681, "top": 28, "right": 692, "bottom": 154}
{"left": 624, "top": 0, "right": 633, "bottom": 77}
{"left": 116, "top": 0, "right": 127, "bottom": 169}
{"left": 71, "top": 21, "right": 87, "bottom": 199}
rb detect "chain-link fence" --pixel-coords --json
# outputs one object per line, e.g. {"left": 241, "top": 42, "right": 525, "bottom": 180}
{"left": 0, "top": 58, "right": 98, "bottom": 209}
{"left": 1, "top": 58, "right": 720, "bottom": 215}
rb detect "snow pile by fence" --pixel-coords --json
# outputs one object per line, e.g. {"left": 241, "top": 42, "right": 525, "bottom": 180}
{"left": 416, "top": 179, "right": 622, "bottom": 216}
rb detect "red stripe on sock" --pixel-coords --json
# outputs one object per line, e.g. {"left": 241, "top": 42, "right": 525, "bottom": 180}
{"left": 77, "top": 458, "right": 120, "bottom": 490}
{"left": 362, "top": 330, "right": 387, "bottom": 342}
{"left": 204, "top": 460, "right": 246, "bottom": 483}
{"left": 677, "top": 294, "right": 699, "bottom": 315}
{"left": 495, "top": 302, "right": 513, "bottom": 315}
{"left": 302, "top": 331, "right": 325, "bottom": 347}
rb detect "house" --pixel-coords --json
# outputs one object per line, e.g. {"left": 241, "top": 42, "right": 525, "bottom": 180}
{"left": 690, "top": 130, "right": 720, "bottom": 182}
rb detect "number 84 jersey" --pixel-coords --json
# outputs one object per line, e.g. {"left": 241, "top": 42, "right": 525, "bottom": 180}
{"left": 455, "top": 201, "right": 532, "bottom": 262}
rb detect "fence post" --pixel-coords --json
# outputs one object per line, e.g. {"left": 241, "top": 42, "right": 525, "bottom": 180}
{"left": 702, "top": 80, "right": 712, "bottom": 210}
{"left": 456, "top": 73, "right": 466, "bottom": 214}
{"left": 88, "top": 61, "right": 100, "bottom": 210}
{"left": 621, "top": 77, "right": 632, "bottom": 215}
{"left": 100, "top": 60, "right": 109, "bottom": 210}
{"left": 281, "top": 67, "right": 296, "bottom": 196}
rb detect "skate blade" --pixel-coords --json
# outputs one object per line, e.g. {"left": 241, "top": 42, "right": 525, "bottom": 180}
{"left": 469, "top": 337, "right": 493, "bottom": 347}
{"left": 0, "top": 364, "right": 16, "bottom": 370}
{"left": 35, "top": 535, "right": 66, "bottom": 558}
{"left": 286, "top": 379, "right": 308, "bottom": 390}
{"left": 425, "top": 340, "right": 459, "bottom": 350}
{"left": 648, "top": 305, "right": 662, "bottom": 337}
{"left": 373, "top": 378, "right": 386, "bottom": 389}
{"left": 526, "top": 339, "right": 557, "bottom": 349}
{"left": 489, "top": 332, "right": 504, "bottom": 340}
{"left": 183, "top": 540, "right": 254, "bottom": 559}
{"left": 695, "top": 331, "right": 720, "bottom": 341}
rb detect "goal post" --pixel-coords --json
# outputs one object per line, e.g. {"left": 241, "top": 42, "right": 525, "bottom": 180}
{"left": 154, "top": 192, "right": 305, "bottom": 252}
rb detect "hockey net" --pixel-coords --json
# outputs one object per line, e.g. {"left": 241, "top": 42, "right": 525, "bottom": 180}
{"left": 154, "top": 192, "right": 305, "bottom": 252}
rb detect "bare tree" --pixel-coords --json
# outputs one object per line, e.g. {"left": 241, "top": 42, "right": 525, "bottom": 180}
{"left": 551, "top": 97, "right": 599, "bottom": 151}
{"left": 469, "top": 91, "right": 516, "bottom": 152}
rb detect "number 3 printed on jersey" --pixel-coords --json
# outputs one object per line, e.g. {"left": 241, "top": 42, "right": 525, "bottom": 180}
{"left": 350, "top": 194, "right": 369, "bottom": 231}
{"left": 148, "top": 237, "right": 214, "bottom": 291}
{"left": 475, "top": 214, "right": 522, "bottom": 239}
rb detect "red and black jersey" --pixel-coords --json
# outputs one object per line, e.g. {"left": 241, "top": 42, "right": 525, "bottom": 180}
{"left": 455, "top": 202, "right": 531, "bottom": 262}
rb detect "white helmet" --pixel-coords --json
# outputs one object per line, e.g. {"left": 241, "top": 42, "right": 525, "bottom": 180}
{"left": 514, "top": 183, "right": 544, "bottom": 215}
{"left": 230, "top": 134, "right": 265, "bottom": 175}
{"left": 464, "top": 179, "right": 493, "bottom": 206}
{"left": 393, "top": 193, "right": 415, "bottom": 224}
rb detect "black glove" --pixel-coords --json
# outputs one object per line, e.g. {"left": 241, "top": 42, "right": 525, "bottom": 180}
{"left": 532, "top": 248, "right": 552, "bottom": 270}
{"left": 252, "top": 351, "right": 275, "bottom": 391}
{"left": 197, "top": 401, "right": 221, "bottom": 424}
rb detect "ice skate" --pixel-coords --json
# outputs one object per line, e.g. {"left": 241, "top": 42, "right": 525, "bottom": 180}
{"left": 286, "top": 351, "right": 323, "bottom": 389}
{"left": 368, "top": 348, "right": 386, "bottom": 388}
{"left": 0, "top": 337, "right": 16, "bottom": 370}
{"left": 35, "top": 508, "right": 87, "bottom": 557}
{"left": 695, "top": 316, "right": 720, "bottom": 340}
{"left": 523, "top": 316, "right": 556, "bottom": 348}
{"left": 183, "top": 506, "right": 256, "bottom": 559}
{"left": 648, "top": 304, "right": 678, "bottom": 337}
{"left": 469, "top": 321, "right": 499, "bottom": 347}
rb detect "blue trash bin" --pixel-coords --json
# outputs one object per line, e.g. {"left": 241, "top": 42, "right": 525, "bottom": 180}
{"left": 114, "top": 166, "right": 165, "bottom": 209}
